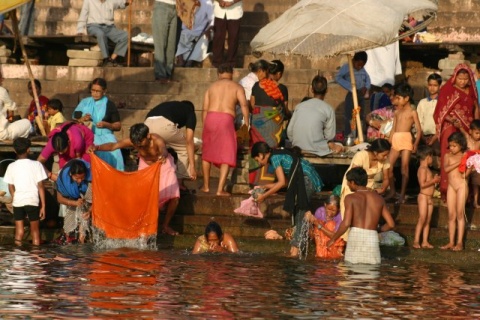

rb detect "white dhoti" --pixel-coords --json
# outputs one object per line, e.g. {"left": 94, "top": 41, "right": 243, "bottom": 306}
{"left": 175, "top": 33, "right": 210, "bottom": 62}
{"left": 344, "top": 227, "right": 381, "bottom": 264}
{"left": 0, "top": 118, "right": 32, "bottom": 140}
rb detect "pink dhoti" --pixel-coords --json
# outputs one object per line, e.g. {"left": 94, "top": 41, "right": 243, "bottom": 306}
{"left": 202, "top": 111, "right": 237, "bottom": 167}
{"left": 139, "top": 154, "right": 180, "bottom": 208}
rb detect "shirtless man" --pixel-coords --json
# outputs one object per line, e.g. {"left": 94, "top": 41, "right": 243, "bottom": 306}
{"left": 201, "top": 64, "right": 249, "bottom": 196}
{"left": 327, "top": 167, "right": 395, "bottom": 264}
{"left": 91, "top": 123, "right": 181, "bottom": 236}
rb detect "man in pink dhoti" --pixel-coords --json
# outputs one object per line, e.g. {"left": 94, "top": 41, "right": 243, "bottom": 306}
{"left": 201, "top": 64, "right": 249, "bottom": 196}
{"left": 91, "top": 123, "right": 181, "bottom": 235}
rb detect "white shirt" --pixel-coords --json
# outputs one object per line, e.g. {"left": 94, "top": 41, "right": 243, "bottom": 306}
{"left": 77, "top": 0, "right": 127, "bottom": 33}
{"left": 365, "top": 42, "right": 402, "bottom": 87}
{"left": 213, "top": 0, "right": 243, "bottom": 20}
{"left": 4, "top": 159, "right": 47, "bottom": 207}
{"left": 416, "top": 97, "right": 437, "bottom": 135}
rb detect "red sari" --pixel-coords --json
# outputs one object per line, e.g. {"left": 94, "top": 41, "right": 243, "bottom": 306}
{"left": 433, "top": 64, "right": 478, "bottom": 196}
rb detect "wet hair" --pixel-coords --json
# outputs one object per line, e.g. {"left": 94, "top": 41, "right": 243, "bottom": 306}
{"left": 251, "top": 141, "right": 302, "bottom": 159}
{"left": 13, "top": 137, "right": 31, "bottom": 155}
{"left": 366, "top": 138, "right": 391, "bottom": 153}
{"left": 52, "top": 122, "right": 75, "bottom": 152}
{"left": 416, "top": 145, "right": 434, "bottom": 160}
{"left": 269, "top": 60, "right": 284, "bottom": 75}
{"left": 353, "top": 51, "right": 368, "bottom": 63}
{"left": 217, "top": 64, "right": 233, "bottom": 75}
{"left": 130, "top": 123, "right": 150, "bottom": 146}
{"left": 477, "top": 61, "right": 480, "bottom": 71}
{"left": 204, "top": 221, "right": 223, "bottom": 240}
{"left": 89, "top": 77, "right": 107, "bottom": 91}
{"left": 248, "top": 60, "right": 270, "bottom": 73}
{"left": 69, "top": 159, "right": 88, "bottom": 176}
{"left": 427, "top": 73, "right": 442, "bottom": 86}
{"left": 311, "top": 75, "right": 327, "bottom": 95}
{"left": 346, "top": 167, "right": 368, "bottom": 186}
{"left": 27, "top": 79, "right": 41, "bottom": 91}
{"left": 47, "top": 98, "right": 63, "bottom": 112}
{"left": 395, "top": 83, "right": 415, "bottom": 105}
{"left": 457, "top": 68, "right": 469, "bottom": 76}
{"left": 181, "top": 100, "right": 195, "bottom": 112}
{"left": 448, "top": 132, "right": 467, "bottom": 152}
{"left": 470, "top": 119, "right": 480, "bottom": 130}
{"left": 325, "top": 194, "right": 340, "bottom": 206}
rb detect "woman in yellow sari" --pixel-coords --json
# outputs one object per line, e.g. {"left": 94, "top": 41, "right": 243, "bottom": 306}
{"left": 339, "top": 139, "right": 392, "bottom": 228}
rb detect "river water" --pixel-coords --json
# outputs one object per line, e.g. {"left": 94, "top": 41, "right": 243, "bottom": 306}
{"left": 0, "top": 244, "right": 479, "bottom": 318}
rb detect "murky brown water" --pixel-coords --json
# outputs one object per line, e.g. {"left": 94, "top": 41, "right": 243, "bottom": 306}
{"left": 1, "top": 244, "right": 479, "bottom": 318}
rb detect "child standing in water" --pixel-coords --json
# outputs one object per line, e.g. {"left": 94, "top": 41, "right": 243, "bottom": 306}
{"left": 385, "top": 83, "right": 422, "bottom": 204}
{"left": 4, "top": 138, "right": 47, "bottom": 246}
{"left": 441, "top": 132, "right": 468, "bottom": 251}
{"left": 414, "top": 146, "right": 440, "bottom": 249}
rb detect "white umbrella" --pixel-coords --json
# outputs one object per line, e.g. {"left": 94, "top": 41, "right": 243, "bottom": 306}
{"left": 251, "top": 0, "right": 438, "bottom": 142}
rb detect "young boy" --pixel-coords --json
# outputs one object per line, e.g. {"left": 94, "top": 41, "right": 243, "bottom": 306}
{"left": 417, "top": 73, "right": 442, "bottom": 154}
{"left": 335, "top": 51, "right": 371, "bottom": 137}
{"left": 45, "top": 98, "right": 66, "bottom": 134}
{"left": 386, "top": 83, "right": 422, "bottom": 204}
{"left": 455, "top": 119, "right": 480, "bottom": 207}
{"left": 414, "top": 146, "right": 440, "bottom": 249}
{"left": 3, "top": 138, "right": 47, "bottom": 246}
{"left": 327, "top": 167, "right": 395, "bottom": 264}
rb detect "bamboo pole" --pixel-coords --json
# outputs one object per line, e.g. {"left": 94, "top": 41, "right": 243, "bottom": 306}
{"left": 11, "top": 7, "right": 46, "bottom": 136}
{"left": 127, "top": 1, "right": 132, "bottom": 67}
{"left": 347, "top": 53, "right": 364, "bottom": 143}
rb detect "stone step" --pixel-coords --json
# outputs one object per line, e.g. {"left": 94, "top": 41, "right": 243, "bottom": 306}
{"left": 429, "top": 27, "right": 480, "bottom": 42}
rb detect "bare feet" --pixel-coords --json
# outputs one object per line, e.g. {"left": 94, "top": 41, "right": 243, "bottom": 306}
{"left": 412, "top": 242, "right": 421, "bottom": 249}
{"left": 161, "top": 226, "right": 179, "bottom": 236}
{"left": 452, "top": 244, "right": 464, "bottom": 251}
{"left": 199, "top": 187, "right": 210, "bottom": 193}
{"left": 421, "top": 243, "right": 434, "bottom": 249}
{"left": 440, "top": 243, "right": 454, "bottom": 250}
{"left": 216, "top": 191, "right": 231, "bottom": 197}
{"left": 289, "top": 246, "right": 299, "bottom": 257}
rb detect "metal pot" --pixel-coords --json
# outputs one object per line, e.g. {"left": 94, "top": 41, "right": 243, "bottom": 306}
{"left": 344, "top": 136, "right": 355, "bottom": 147}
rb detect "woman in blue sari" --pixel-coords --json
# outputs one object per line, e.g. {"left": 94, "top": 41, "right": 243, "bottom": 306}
{"left": 74, "top": 78, "right": 124, "bottom": 170}
{"left": 56, "top": 159, "right": 92, "bottom": 244}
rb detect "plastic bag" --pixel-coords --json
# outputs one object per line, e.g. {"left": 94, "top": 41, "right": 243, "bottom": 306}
{"left": 379, "top": 230, "right": 405, "bottom": 246}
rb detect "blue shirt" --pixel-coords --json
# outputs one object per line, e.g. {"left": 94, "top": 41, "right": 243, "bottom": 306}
{"left": 336, "top": 63, "right": 371, "bottom": 92}
{"left": 270, "top": 154, "right": 323, "bottom": 192}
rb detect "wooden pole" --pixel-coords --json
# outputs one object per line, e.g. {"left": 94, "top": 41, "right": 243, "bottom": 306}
{"left": 127, "top": 1, "right": 132, "bottom": 67}
{"left": 11, "top": 7, "right": 46, "bottom": 136}
{"left": 347, "top": 53, "right": 364, "bottom": 143}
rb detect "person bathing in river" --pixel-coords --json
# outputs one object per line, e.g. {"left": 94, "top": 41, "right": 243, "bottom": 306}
{"left": 192, "top": 221, "right": 239, "bottom": 254}
{"left": 327, "top": 167, "right": 395, "bottom": 264}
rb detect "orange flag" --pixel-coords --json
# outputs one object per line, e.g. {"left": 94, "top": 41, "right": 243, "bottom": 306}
{"left": 91, "top": 154, "right": 161, "bottom": 239}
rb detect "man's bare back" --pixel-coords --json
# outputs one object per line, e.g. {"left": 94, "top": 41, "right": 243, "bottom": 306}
{"left": 203, "top": 72, "right": 249, "bottom": 126}
{"left": 345, "top": 190, "right": 391, "bottom": 230}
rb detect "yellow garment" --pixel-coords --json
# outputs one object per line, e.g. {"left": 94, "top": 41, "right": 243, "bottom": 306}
{"left": 0, "top": 0, "right": 31, "bottom": 15}
{"left": 91, "top": 154, "right": 161, "bottom": 239}
{"left": 339, "top": 150, "right": 390, "bottom": 240}
{"left": 391, "top": 132, "right": 414, "bottom": 151}
{"left": 47, "top": 112, "right": 66, "bottom": 131}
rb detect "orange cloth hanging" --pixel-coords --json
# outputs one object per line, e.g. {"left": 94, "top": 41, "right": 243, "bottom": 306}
{"left": 91, "top": 154, "right": 161, "bottom": 239}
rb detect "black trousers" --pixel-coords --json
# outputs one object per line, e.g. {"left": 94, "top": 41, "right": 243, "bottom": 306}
{"left": 212, "top": 17, "right": 241, "bottom": 67}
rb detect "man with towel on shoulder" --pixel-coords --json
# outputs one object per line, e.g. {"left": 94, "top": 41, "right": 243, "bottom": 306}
{"left": 200, "top": 64, "right": 249, "bottom": 196}
{"left": 327, "top": 167, "right": 395, "bottom": 264}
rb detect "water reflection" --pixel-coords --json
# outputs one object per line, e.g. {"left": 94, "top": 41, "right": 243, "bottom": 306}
{"left": 0, "top": 245, "right": 479, "bottom": 318}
